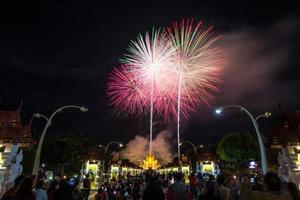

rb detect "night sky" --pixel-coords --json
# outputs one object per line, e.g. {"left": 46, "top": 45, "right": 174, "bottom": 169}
{"left": 0, "top": 1, "right": 299, "bottom": 148}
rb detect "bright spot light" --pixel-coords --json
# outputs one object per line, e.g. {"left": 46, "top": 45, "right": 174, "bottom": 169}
{"left": 80, "top": 107, "right": 89, "bottom": 112}
{"left": 119, "top": 143, "right": 123, "bottom": 147}
{"left": 34, "top": 113, "right": 42, "bottom": 118}
{"left": 215, "top": 108, "right": 222, "bottom": 114}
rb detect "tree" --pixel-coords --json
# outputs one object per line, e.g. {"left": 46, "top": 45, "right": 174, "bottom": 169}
{"left": 217, "top": 132, "right": 259, "bottom": 170}
{"left": 41, "top": 133, "right": 94, "bottom": 176}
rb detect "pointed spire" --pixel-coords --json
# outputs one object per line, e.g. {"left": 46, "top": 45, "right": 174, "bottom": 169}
{"left": 18, "top": 98, "right": 23, "bottom": 111}
{"left": 28, "top": 114, "right": 34, "bottom": 129}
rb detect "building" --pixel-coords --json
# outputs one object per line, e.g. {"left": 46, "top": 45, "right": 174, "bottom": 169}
{"left": 269, "top": 111, "right": 300, "bottom": 149}
{"left": 0, "top": 103, "right": 33, "bottom": 148}
{"left": 197, "top": 146, "right": 219, "bottom": 175}
{"left": 268, "top": 111, "right": 300, "bottom": 186}
{"left": 82, "top": 147, "right": 103, "bottom": 189}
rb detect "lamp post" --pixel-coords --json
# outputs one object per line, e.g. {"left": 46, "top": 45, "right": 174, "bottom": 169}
{"left": 98, "top": 141, "right": 123, "bottom": 183}
{"left": 32, "top": 105, "right": 88, "bottom": 176}
{"left": 180, "top": 141, "right": 203, "bottom": 173}
{"left": 180, "top": 141, "right": 203, "bottom": 154}
{"left": 215, "top": 105, "right": 271, "bottom": 175}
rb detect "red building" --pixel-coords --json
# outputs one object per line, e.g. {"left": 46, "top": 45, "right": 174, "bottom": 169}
{"left": 0, "top": 103, "right": 33, "bottom": 148}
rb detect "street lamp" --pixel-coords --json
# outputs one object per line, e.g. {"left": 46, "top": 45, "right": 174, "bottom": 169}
{"left": 215, "top": 105, "right": 271, "bottom": 174}
{"left": 98, "top": 141, "right": 123, "bottom": 183}
{"left": 255, "top": 112, "right": 272, "bottom": 122}
{"left": 180, "top": 141, "right": 203, "bottom": 172}
{"left": 32, "top": 105, "right": 88, "bottom": 176}
{"left": 180, "top": 141, "right": 199, "bottom": 154}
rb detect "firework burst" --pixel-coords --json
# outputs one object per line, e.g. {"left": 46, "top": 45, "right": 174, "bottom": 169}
{"left": 107, "top": 65, "right": 149, "bottom": 115}
{"left": 167, "top": 19, "right": 224, "bottom": 117}
{"left": 107, "top": 20, "right": 225, "bottom": 157}
{"left": 165, "top": 19, "right": 224, "bottom": 158}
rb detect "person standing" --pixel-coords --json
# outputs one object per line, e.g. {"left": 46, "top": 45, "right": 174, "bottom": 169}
{"left": 52, "top": 179, "right": 73, "bottom": 200}
{"left": 12, "top": 176, "right": 36, "bottom": 200}
{"left": 167, "top": 172, "right": 190, "bottom": 200}
{"left": 82, "top": 176, "right": 91, "bottom": 200}
{"left": 216, "top": 175, "right": 230, "bottom": 200}
{"left": 189, "top": 173, "right": 198, "bottom": 199}
{"left": 35, "top": 180, "right": 48, "bottom": 200}
{"left": 143, "top": 176, "right": 165, "bottom": 200}
{"left": 47, "top": 180, "right": 58, "bottom": 200}
{"left": 240, "top": 172, "right": 292, "bottom": 200}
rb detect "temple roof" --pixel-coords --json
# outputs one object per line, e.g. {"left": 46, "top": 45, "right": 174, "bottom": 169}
{"left": 269, "top": 111, "right": 300, "bottom": 147}
{"left": 0, "top": 110, "right": 21, "bottom": 126}
{"left": 270, "top": 127, "right": 299, "bottom": 146}
{"left": 0, "top": 103, "right": 33, "bottom": 145}
{"left": 84, "top": 147, "right": 102, "bottom": 160}
{"left": 282, "top": 111, "right": 300, "bottom": 130}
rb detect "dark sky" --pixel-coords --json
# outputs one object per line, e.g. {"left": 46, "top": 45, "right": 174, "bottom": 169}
{"left": 0, "top": 1, "right": 299, "bottom": 147}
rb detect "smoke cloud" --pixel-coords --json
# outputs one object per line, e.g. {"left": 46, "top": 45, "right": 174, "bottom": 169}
{"left": 215, "top": 16, "right": 300, "bottom": 110}
{"left": 121, "top": 130, "right": 174, "bottom": 165}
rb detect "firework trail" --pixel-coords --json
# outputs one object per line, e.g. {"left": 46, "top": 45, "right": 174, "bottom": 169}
{"left": 107, "top": 20, "right": 224, "bottom": 160}
{"left": 120, "top": 29, "right": 175, "bottom": 155}
{"left": 167, "top": 19, "right": 224, "bottom": 159}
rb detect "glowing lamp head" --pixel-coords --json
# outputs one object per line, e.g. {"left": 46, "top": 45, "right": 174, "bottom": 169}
{"left": 33, "top": 113, "right": 42, "bottom": 118}
{"left": 215, "top": 108, "right": 223, "bottom": 114}
{"left": 119, "top": 143, "right": 123, "bottom": 147}
{"left": 264, "top": 112, "right": 272, "bottom": 117}
{"left": 80, "top": 107, "right": 89, "bottom": 112}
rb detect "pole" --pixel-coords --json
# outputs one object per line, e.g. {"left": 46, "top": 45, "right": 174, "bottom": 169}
{"left": 181, "top": 141, "right": 198, "bottom": 172}
{"left": 218, "top": 105, "right": 268, "bottom": 174}
{"left": 243, "top": 109, "right": 268, "bottom": 175}
{"left": 32, "top": 105, "right": 87, "bottom": 176}
{"left": 100, "top": 142, "right": 122, "bottom": 184}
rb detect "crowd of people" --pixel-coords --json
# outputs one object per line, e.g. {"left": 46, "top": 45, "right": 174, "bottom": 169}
{"left": 1, "top": 175, "right": 83, "bottom": 200}
{"left": 0, "top": 171, "right": 300, "bottom": 200}
{"left": 93, "top": 170, "right": 300, "bottom": 200}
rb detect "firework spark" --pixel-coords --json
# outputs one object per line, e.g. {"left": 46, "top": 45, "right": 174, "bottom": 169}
{"left": 167, "top": 19, "right": 224, "bottom": 158}
{"left": 107, "top": 65, "right": 149, "bottom": 115}
{"left": 107, "top": 20, "right": 224, "bottom": 157}
{"left": 121, "top": 29, "right": 177, "bottom": 154}
{"left": 167, "top": 19, "right": 223, "bottom": 117}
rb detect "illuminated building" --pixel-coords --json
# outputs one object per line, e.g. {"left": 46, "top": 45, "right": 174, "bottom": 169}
{"left": 142, "top": 154, "right": 159, "bottom": 170}
{"left": 0, "top": 102, "right": 33, "bottom": 148}
{"left": 197, "top": 146, "right": 219, "bottom": 175}
{"left": 269, "top": 111, "right": 300, "bottom": 186}
{"left": 82, "top": 147, "right": 102, "bottom": 189}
